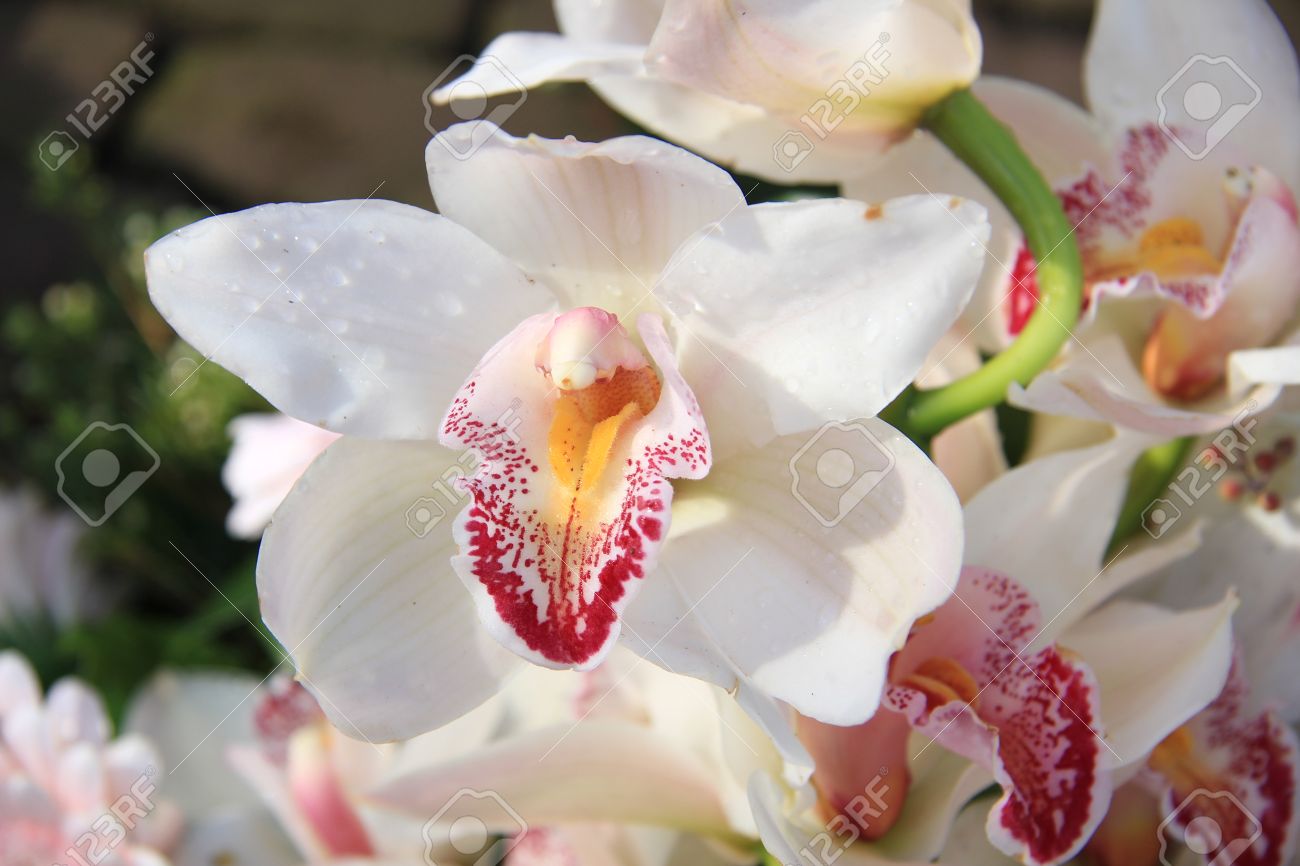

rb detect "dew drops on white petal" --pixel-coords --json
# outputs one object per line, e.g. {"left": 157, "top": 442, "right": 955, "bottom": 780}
{"left": 434, "top": 292, "right": 465, "bottom": 317}
{"left": 324, "top": 266, "right": 350, "bottom": 287}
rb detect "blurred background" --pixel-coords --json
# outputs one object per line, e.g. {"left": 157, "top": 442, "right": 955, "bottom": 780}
{"left": 2, "top": 0, "right": 1297, "bottom": 717}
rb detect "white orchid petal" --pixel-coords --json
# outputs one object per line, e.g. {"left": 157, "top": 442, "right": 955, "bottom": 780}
{"left": 1229, "top": 344, "right": 1300, "bottom": 392}
{"left": 1012, "top": 330, "right": 1286, "bottom": 435}
{"left": 964, "top": 435, "right": 1174, "bottom": 646}
{"left": 367, "top": 720, "right": 740, "bottom": 840}
{"left": 656, "top": 195, "right": 988, "bottom": 456}
{"left": 1085, "top": 0, "right": 1300, "bottom": 188}
{"left": 145, "top": 200, "right": 552, "bottom": 438}
{"left": 432, "top": 32, "right": 645, "bottom": 103}
{"left": 623, "top": 420, "right": 959, "bottom": 727}
{"left": 426, "top": 122, "right": 744, "bottom": 313}
{"left": 1062, "top": 596, "right": 1236, "bottom": 767}
{"left": 646, "top": 0, "right": 979, "bottom": 147}
{"left": 258, "top": 436, "right": 521, "bottom": 743}
{"left": 559, "top": 0, "right": 912, "bottom": 184}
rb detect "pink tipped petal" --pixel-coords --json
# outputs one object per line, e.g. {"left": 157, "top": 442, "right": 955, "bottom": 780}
{"left": 887, "top": 568, "right": 1110, "bottom": 866}
{"left": 426, "top": 123, "right": 745, "bottom": 314}
{"left": 222, "top": 413, "right": 341, "bottom": 539}
{"left": 0, "top": 651, "right": 41, "bottom": 716}
{"left": 45, "top": 679, "right": 111, "bottom": 750}
{"left": 145, "top": 200, "right": 553, "bottom": 438}
{"left": 286, "top": 726, "right": 375, "bottom": 858}
{"left": 1150, "top": 659, "right": 1300, "bottom": 866}
{"left": 442, "top": 312, "right": 710, "bottom": 670}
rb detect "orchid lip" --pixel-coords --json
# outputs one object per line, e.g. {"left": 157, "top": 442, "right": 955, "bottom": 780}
{"left": 441, "top": 310, "right": 711, "bottom": 669}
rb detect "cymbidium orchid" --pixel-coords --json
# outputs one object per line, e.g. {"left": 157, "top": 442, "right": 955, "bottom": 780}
{"left": 432, "top": 0, "right": 981, "bottom": 185}
{"left": 144, "top": 121, "right": 988, "bottom": 746}
{"left": 0, "top": 651, "right": 183, "bottom": 866}
{"left": 871, "top": 0, "right": 1300, "bottom": 437}
{"left": 748, "top": 432, "right": 1242, "bottom": 866}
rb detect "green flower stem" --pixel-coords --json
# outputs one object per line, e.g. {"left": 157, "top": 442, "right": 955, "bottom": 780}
{"left": 1106, "top": 436, "right": 1196, "bottom": 557}
{"left": 887, "top": 88, "right": 1084, "bottom": 440}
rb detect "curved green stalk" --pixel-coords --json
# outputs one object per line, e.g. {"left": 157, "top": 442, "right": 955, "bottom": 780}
{"left": 887, "top": 88, "right": 1084, "bottom": 440}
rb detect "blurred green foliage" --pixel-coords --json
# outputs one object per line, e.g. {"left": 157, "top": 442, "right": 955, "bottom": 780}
{"left": 2, "top": 144, "right": 279, "bottom": 719}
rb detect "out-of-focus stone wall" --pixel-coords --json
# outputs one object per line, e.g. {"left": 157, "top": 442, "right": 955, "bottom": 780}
{"left": 7, "top": 0, "right": 1299, "bottom": 210}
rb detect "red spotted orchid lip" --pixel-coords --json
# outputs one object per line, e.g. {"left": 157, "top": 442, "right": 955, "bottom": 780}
{"left": 441, "top": 308, "right": 711, "bottom": 669}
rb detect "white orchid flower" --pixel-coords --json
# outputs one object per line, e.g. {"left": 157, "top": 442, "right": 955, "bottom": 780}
{"left": 144, "top": 122, "right": 988, "bottom": 744}
{"left": 222, "top": 414, "right": 340, "bottom": 539}
{"left": 860, "top": 0, "right": 1300, "bottom": 436}
{"left": 0, "top": 651, "right": 183, "bottom": 866}
{"left": 747, "top": 432, "right": 1240, "bottom": 866}
{"left": 431, "top": 0, "right": 981, "bottom": 184}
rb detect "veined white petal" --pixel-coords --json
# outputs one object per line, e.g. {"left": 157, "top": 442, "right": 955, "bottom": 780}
{"left": 258, "top": 436, "right": 522, "bottom": 743}
{"left": 964, "top": 434, "right": 1191, "bottom": 648}
{"left": 622, "top": 420, "right": 959, "bottom": 727}
{"left": 646, "top": 0, "right": 979, "bottom": 148}
{"left": 426, "top": 122, "right": 744, "bottom": 316}
{"left": 655, "top": 195, "right": 988, "bottom": 457}
{"left": 367, "top": 720, "right": 742, "bottom": 841}
{"left": 1062, "top": 596, "right": 1236, "bottom": 768}
{"left": 145, "top": 200, "right": 553, "bottom": 438}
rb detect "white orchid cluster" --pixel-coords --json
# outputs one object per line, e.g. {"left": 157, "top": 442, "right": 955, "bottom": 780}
{"left": 5, "top": 1, "right": 1299, "bottom": 865}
